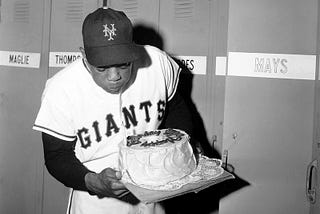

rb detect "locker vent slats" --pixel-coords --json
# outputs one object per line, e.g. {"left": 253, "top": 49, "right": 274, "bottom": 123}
{"left": 174, "top": 0, "right": 194, "bottom": 19}
{"left": 66, "top": 0, "right": 84, "bottom": 22}
{"left": 122, "top": 0, "right": 138, "bottom": 21}
{"left": 14, "top": 1, "right": 30, "bottom": 23}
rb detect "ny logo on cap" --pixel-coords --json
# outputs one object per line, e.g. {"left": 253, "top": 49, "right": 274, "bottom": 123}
{"left": 103, "top": 24, "right": 117, "bottom": 40}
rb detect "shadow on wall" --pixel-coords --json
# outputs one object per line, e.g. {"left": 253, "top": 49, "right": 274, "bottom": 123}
{"left": 133, "top": 24, "right": 164, "bottom": 49}
{"left": 133, "top": 23, "right": 217, "bottom": 159}
{"left": 132, "top": 24, "right": 250, "bottom": 214}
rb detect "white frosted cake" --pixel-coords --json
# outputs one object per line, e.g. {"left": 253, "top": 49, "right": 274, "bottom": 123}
{"left": 119, "top": 128, "right": 197, "bottom": 187}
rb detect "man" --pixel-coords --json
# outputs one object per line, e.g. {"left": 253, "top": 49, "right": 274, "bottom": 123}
{"left": 33, "top": 6, "right": 192, "bottom": 214}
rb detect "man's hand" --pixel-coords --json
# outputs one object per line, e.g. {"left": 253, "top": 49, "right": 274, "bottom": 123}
{"left": 85, "top": 168, "right": 129, "bottom": 198}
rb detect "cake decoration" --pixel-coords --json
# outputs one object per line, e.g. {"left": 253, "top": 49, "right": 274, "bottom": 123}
{"left": 127, "top": 128, "right": 185, "bottom": 147}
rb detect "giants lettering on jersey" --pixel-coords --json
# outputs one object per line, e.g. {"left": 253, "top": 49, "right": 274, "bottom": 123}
{"left": 77, "top": 99, "right": 166, "bottom": 148}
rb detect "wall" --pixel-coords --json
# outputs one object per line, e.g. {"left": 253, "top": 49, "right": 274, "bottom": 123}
{"left": 0, "top": 0, "right": 318, "bottom": 214}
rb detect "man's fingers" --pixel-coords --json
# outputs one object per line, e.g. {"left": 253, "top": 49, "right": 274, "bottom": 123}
{"left": 101, "top": 168, "right": 122, "bottom": 180}
{"left": 115, "top": 171, "right": 122, "bottom": 179}
{"left": 109, "top": 180, "right": 126, "bottom": 190}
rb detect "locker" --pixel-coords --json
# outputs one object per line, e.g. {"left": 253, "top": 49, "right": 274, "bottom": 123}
{"left": 219, "top": 0, "right": 318, "bottom": 214}
{"left": 43, "top": 1, "right": 101, "bottom": 213}
{"left": 0, "top": 0, "right": 46, "bottom": 214}
{"left": 156, "top": 1, "right": 229, "bottom": 213}
{"left": 158, "top": 0, "right": 226, "bottom": 158}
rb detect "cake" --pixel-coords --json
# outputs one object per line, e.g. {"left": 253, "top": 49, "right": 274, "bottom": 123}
{"left": 119, "top": 128, "right": 197, "bottom": 187}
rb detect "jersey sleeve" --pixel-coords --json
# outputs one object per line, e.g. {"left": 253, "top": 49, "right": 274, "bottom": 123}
{"left": 159, "top": 51, "right": 181, "bottom": 101}
{"left": 33, "top": 80, "right": 77, "bottom": 142}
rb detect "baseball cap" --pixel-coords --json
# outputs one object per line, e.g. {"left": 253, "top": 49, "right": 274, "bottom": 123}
{"left": 82, "top": 7, "right": 144, "bottom": 67}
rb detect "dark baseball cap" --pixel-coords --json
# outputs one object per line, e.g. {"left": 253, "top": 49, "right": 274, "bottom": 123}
{"left": 82, "top": 7, "right": 144, "bottom": 67}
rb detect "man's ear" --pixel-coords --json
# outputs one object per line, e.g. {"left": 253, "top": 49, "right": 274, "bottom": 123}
{"left": 79, "top": 47, "right": 86, "bottom": 59}
{"left": 79, "top": 47, "right": 91, "bottom": 72}
{"left": 79, "top": 47, "right": 90, "bottom": 66}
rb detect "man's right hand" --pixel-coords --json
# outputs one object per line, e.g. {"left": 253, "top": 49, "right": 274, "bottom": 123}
{"left": 84, "top": 168, "right": 129, "bottom": 198}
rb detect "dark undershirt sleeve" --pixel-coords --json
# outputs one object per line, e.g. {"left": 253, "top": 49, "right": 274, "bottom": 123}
{"left": 160, "top": 92, "right": 193, "bottom": 138}
{"left": 42, "top": 132, "right": 93, "bottom": 191}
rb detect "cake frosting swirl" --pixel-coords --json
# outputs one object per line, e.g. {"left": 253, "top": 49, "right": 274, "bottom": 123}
{"left": 119, "top": 128, "right": 197, "bottom": 187}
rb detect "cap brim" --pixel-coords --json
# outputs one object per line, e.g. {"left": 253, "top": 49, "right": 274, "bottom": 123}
{"left": 85, "top": 44, "right": 144, "bottom": 67}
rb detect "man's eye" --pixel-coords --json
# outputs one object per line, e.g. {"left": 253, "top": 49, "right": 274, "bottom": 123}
{"left": 96, "top": 67, "right": 106, "bottom": 72}
{"left": 119, "top": 62, "right": 131, "bottom": 69}
{"left": 95, "top": 62, "right": 131, "bottom": 71}
{"left": 119, "top": 65, "right": 129, "bottom": 69}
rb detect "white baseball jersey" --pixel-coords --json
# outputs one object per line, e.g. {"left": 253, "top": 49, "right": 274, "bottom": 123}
{"left": 33, "top": 45, "right": 180, "bottom": 214}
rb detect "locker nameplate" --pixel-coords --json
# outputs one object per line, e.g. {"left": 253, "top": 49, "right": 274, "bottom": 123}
{"left": 49, "top": 52, "right": 82, "bottom": 67}
{"left": 228, "top": 52, "right": 316, "bottom": 80}
{"left": 176, "top": 56, "right": 207, "bottom": 75}
{"left": 0, "top": 51, "right": 40, "bottom": 68}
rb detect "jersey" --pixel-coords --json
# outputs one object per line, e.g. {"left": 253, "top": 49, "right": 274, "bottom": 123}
{"left": 33, "top": 45, "right": 180, "bottom": 214}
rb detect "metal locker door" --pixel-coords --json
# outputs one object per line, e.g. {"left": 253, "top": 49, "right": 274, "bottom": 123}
{"left": 219, "top": 0, "right": 317, "bottom": 214}
{"left": 0, "top": 0, "right": 46, "bottom": 214}
{"left": 157, "top": 0, "right": 228, "bottom": 213}
{"left": 42, "top": 1, "right": 99, "bottom": 213}
{"left": 158, "top": 0, "right": 226, "bottom": 157}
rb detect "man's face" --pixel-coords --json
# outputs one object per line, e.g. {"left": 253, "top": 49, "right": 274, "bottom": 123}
{"left": 86, "top": 61, "right": 133, "bottom": 94}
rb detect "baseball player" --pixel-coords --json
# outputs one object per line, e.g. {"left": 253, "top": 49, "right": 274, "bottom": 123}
{"left": 33, "top": 7, "right": 192, "bottom": 214}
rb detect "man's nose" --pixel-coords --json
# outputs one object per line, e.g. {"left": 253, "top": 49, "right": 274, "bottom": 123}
{"left": 107, "top": 68, "right": 121, "bottom": 81}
